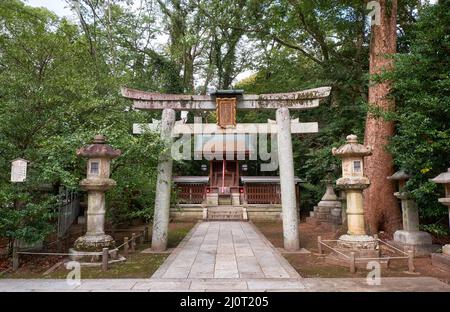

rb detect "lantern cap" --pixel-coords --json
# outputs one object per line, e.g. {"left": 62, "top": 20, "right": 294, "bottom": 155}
{"left": 332, "top": 134, "right": 373, "bottom": 157}
{"left": 430, "top": 168, "right": 450, "bottom": 184}
{"left": 387, "top": 170, "right": 411, "bottom": 181}
{"left": 77, "top": 135, "right": 121, "bottom": 159}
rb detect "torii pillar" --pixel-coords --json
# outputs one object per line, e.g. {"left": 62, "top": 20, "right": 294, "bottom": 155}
{"left": 121, "top": 86, "right": 331, "bottom": 251}
{"left": 277, "top": 107, "right": 299, "bottom": 250}
{"left": 152, "top": 109, "right": 175, "bottom": 251}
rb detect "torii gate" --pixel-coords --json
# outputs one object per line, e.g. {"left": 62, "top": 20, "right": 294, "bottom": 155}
{"left": 121, "top": 86, "right": 331, "bottom": 251}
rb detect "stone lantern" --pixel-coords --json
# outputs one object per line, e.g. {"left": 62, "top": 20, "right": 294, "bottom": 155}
{"left": 332, "top": 134, "right": 375, "bottom": 248}
{"left": 73, "top": 135, "right": 121, "bottom": 252}
{"left": 316, "top": 180, "right": 341, "bottom": 225}
{"left": 430, "top": 168, "right": 450, "bottom": 269}
{"left": 388, "top": 170, "right": 437, "bottom": 256}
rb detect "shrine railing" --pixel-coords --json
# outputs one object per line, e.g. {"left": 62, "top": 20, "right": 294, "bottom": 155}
{"left": 244, "top": 184, "right": 282, "bottom": 204}
{"left": 175, "top": 183, "right": 206, "bottom": 204}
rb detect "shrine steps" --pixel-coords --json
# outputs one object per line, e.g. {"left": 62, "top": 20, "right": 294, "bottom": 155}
{"left": 169, "top": 204, "right": 282, "bottom": 221}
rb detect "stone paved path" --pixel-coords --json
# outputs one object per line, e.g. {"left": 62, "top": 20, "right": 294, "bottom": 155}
{"left": 0, "top": 221, "right": 449, "bottom": 292}
{"left": 0, "top": 277, "right": 448, "bottom": 292}
{"left": 151, "top": 221, "right": 299, "bottom": 279}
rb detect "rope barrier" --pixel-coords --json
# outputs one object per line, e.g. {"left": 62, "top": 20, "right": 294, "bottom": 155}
{"left": 10, "top": 229, "right": 149, "bottom": 272}
{"left": 317, "top": 237, "right": 412, "bottom": 272}
{"left": 15, "top": 231, "right": 145, "bottom": 257}
{"left": 17, "top": 251, "right": 100, "bottom": 256}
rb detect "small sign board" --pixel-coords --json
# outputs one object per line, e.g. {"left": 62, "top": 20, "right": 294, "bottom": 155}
{"left": 11, "top": 158, "right": 29, "bottom": 183}
{"left": 216, "top": 98, "right": 236, "bottom": 128}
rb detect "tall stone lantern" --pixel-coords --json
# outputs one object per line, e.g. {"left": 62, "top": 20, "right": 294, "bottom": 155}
{"left": 332, "top": 135, "right": 374, "bottom": 245}
{"left": 388, "top": 170, "right": 436, "bottom": 256}
{"left": 74, "top": 135, "right": 121, "bottom": 251}
{"left": 430, "top": 168, "right": 450, "bottom": 269}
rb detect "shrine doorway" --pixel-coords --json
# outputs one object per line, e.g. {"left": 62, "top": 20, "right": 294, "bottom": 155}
{"left": 210, "top": 160, "right": 239, "bottom": 205}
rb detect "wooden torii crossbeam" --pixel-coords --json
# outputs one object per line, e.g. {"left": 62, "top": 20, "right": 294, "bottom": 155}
{"left": 121, "top": 86, "right": 331, "bottom": 252}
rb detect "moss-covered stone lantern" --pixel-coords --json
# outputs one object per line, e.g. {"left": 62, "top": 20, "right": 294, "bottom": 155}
{"left": 74, "top": 135, "right": 121, "bottom": 251}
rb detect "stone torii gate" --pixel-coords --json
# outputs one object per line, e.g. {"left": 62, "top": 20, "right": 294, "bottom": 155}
{"left": 121, "top": 87, "right": 331, "bottom": 251}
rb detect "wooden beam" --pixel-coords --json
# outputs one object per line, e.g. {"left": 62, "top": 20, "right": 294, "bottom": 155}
{"left": 121, "top": 87, "right": 331, "bottom": 111}
{"left": 133, "top": 122, "right": 318, "bottom": 135}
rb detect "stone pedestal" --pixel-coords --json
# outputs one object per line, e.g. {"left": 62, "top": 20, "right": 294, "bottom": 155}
{"left": 326, "top": 234, "right": 381, "bottom": 269}
{"left": 386, "top": 170, "right": 437, "bottom": 256}
{"left": 389, "top": 192, "right": 438, "bottom": 256}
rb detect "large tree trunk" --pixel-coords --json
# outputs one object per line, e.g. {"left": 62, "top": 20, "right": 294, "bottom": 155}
{"left": 363, "top": 0, "right": 402, "bottom": 234}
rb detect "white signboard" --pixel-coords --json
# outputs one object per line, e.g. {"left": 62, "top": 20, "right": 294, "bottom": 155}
{"left": 11, "top": 158, "right": 28, "bottom": 183}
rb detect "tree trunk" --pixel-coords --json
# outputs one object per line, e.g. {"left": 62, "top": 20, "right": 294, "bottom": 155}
{"left": 363, "top": 0, "right": 402, "bottom": 234}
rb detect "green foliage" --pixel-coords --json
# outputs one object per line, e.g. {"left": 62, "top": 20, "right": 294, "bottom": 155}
{"left": 0, "top": 0, "right": 176, "bottom": 242}
{"left": 0, "top": 183, "right": 56, "bottom": 244}
{"left": 386, "top": 1, "right": 450, "bottom": 223}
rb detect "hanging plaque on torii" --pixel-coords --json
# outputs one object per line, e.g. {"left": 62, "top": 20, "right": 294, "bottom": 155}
{"left": 211, "top": 89, "right": 242, "bottom": 128}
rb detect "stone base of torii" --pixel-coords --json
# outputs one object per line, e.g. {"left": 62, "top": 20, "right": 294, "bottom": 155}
{"left": 121, "top": 86, "right": 332, "bottom": 251}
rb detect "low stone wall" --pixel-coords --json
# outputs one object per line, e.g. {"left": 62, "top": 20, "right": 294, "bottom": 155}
{"left": 247, "top": 205, "right": 282, "bottom": 221}
{"left": 169, "top": 204, "right": 282, "bottom": 221}
{"left": 170, "top": 205, "right": 204, "bottom": 221}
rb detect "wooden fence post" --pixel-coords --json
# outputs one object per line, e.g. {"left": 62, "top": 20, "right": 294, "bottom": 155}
{"left": 317, "top": 236, "right": 323, "bottom": 255}
{"left": 124, "top": 237, "right": 129, "bottom": 256}
{"left": 102, "top": 248, "right": 109, "bottom": 271}
{"left": 12, "top": 240, "right": 19, "bottom": 271}
{"left": 144, "top": 226, "right": 149, "bottom": 242}
{"left": 131, "top": 233, "right": 136, "bottom": 252}
{"left": 350, "top": 252, "right": 356, "bottom": 273}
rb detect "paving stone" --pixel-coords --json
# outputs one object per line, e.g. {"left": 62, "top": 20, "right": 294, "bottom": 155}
{"left": 133, "top": 281, "right": 190, "bottom": 290}
{"left": 214, "top": 270, "right": 239, "bottom": 278}
{"left": 247, "top": 280, "right": 305, "bottom": 290}
{"left": 76, "top": 279, "right": 137, "bottom": 290}
{"left": 190, "top": 280, "right": 248, "bottom": 290}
